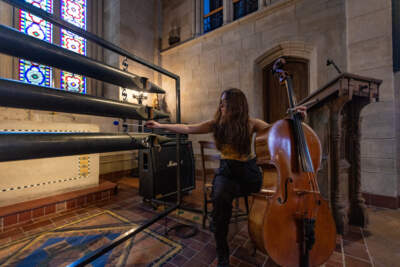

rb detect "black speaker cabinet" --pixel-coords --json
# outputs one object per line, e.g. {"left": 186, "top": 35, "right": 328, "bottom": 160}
{"left": 139, "top": 141, "right": 195, "bottom": 200}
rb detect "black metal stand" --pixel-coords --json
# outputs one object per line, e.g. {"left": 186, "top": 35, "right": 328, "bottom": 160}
{"left": 68, "top": 204, "right": 179, "bottom": 267}
{"left": 300, "top": 218, "right": 316, "bottom": 267}
{"left": 133, "top": 93, "right": 148, "bottom": 132}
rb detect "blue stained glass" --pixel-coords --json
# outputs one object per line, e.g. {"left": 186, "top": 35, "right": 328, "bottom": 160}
{"left": 19, "top": 0, "right": 53, "bottom": 87}
{"left": 60, "top": 0, "right": 87, "bottom": 94}
{"left": 19, "top": 61, "right": 52, "bottom": 87}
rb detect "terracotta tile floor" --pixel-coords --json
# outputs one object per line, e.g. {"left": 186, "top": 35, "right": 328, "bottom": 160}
{"left": 0, "top": 177, "right": 399, "bottom": 267}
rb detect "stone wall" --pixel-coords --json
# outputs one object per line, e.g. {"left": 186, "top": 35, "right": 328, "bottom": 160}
{"left": 161, "top": 0, "right": 195, "bottom": 50}
{"left": 103, "top": 0, "right": 159, "bottom": 101}
{"left": 160, "top": 0, "right": 347, "bottom": 171}
{"left": 0, "top": 2, "right": 13, "bottom": 80}
{"left": 346, "top": 0, "right": 398, "bottom": 199}
{"left": 101, "top": 0, "right": 162, "bottom": 175}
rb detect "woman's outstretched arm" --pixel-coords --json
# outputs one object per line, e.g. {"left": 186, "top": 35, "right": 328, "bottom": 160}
{"left": 251, "top": 118, "right": 271, "bottom": 133}
{"left": 250, "top": 105, "right": 308, "bottom": 133}
{"left": 145, "top": 120, "right": 214, "bottom": 134}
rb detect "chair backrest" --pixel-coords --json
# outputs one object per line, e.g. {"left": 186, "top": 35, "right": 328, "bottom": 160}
{"left": 199, "top": 140, "right": 220, "bottom": 184}
{"left": 199, "top": 140, "right": 277, "bottom": 193}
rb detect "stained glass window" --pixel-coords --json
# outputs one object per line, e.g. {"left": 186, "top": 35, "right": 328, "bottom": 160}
{"left": 204, "top": 0, "right": 223, "bottom": 33}
{"left": 19, "top": 0, "right": 53, "bottom": 87}
{"left": 18, "top": 0, "right": 87, "bottom": 93}
{"left": 233, "top": 0, "right": 258, "bottom": 20}
{"left": 60, "top": 0, "right": 87, "bottom": 94}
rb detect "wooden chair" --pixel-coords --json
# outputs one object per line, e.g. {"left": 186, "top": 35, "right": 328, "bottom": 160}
{"left": 199, "top": 140, "right": 249, "bottom": 229}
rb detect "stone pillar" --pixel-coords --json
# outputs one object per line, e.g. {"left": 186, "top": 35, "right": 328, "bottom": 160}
{"left": 200, "top": 0, "right": 204, "bottom": 34}
{"left": 103, "top": 0, "right": 121, "bottom": 101}
{"left": 258, "top": 0, "right": 265, "bottom": 10}
{"left": 194, "top": 0, "right": 203, "bottom": 36}
{"left": 87, "top": 0, "right": 104, "bottom": 97}
{"left": 330, "top": 98, "right": 350, "bottom": 235}
{"left": 348, "top": 98, "right": 370, "bottom": 227}
{"left": 223, "top": 0, "right": 232, "bottom": 25}
{"left": 0, "top": 2, "right": 13, "bottom": 80}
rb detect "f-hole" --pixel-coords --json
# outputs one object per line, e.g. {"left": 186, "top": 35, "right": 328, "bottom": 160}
{"left": 263, "top": 57, "right": 310, "bottom": 123}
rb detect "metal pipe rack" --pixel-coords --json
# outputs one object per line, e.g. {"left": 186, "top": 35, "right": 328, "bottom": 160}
{"left": 0, "top": 1, "right": 183, "bottom": 266}
{"left": 0, "top": 78, "right": 169, "bottom": 120}
{"left": 0, "top": 25, "right": 165, "bottom": 94}
{"left": 0, "top": 132, "right": 173, "bottom": 162}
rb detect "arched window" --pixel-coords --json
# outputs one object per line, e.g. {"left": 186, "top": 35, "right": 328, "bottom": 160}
{"left": 18, "top": 0, "right": 87, "bottom": 93}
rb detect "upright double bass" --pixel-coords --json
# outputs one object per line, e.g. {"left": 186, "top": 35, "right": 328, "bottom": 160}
{"left": 248, "top": 58, "right": 336, "bottom": 267}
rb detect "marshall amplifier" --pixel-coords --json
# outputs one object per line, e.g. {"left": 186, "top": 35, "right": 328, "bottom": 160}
{"left": 139, "top": 140, "right": 195, "bottom": 200}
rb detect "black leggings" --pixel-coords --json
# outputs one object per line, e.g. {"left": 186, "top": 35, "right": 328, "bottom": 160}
{"left": 211, "top": 158, "right": 262, "bottom": 265}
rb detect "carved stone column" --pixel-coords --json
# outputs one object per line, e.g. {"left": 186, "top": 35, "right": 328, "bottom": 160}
{"left": 258, "top": 0, "right": 265, "bottom": 10}
{"left": 348, "top": 98, "right": 370, "bottom": 227}
{"left": 0, "top": 2, "right": 13, "bottom": 80}
{"left": 223, "top": 0, "right": 233, "bottom": 25}
{"left": 330, "top": 98, "right": 350, "bottom": 235}
{"left": 194, "top": 0, "right": 203, "bottom": 36}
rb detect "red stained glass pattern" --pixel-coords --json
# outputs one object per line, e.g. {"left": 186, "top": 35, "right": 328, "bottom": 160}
{"left": 19, "top": 0, "right": 53, "bottom": 86}
{"left": 61, "top": 0, "right": 87, "bottom": 93}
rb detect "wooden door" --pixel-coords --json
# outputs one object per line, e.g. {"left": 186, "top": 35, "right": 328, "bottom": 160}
{"left": 263, "top": 57, "right": 309, "bottom": 123}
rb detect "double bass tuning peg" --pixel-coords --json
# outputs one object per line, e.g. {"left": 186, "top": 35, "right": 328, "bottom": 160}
{"left": 272, "top": 57, "right": 286, "bottom": 72}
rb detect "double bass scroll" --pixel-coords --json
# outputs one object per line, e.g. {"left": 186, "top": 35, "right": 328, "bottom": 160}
{"left": 248, "top": 58, "right": 336, "bottom": 267}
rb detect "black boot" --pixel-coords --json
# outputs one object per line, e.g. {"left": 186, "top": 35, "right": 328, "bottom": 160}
{"left": 217, "top": 256, "right": 230, "bottom": 267}
{"left": 216, "top": 241, "right": 230, "bottom": 267}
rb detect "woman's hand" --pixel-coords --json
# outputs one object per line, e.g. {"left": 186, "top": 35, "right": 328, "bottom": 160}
{"left": 144, "top": 120, "right": 213, "bottom": 134}
{"left": 145, "top": 120, "right": 161, "bottom": 129}
{"left": 289, "top": 105, "right": 307, "bottom": 120}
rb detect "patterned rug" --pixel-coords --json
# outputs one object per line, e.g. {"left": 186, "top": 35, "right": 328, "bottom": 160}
{"left": 0, "top": 210, "right": 182, "bottom": 267}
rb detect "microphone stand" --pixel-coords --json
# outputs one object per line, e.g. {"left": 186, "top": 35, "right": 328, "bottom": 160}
{"left": 326, "top": 59, "right": 342, "bottom": 74}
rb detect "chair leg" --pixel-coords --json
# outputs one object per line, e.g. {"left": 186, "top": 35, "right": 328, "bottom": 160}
{"left": 234, "top": 198, "right": 239, "bottom": 223}
{"left": 203, "top": 195, "right": 207, "bottom": 229}
{"left": 251, "top": 242, "right": 257, "bottom": 256}
{"left": 244, "top": 195, "right": 249, "bottom": 215}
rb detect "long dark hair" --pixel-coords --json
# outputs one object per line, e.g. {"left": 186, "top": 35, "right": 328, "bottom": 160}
{"left": 213, "top": 88, "right": 250, "bottom": 156}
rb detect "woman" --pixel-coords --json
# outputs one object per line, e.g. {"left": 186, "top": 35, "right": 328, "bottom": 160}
{"left": 145, "top": 88, "right": 306, "bottom": 267}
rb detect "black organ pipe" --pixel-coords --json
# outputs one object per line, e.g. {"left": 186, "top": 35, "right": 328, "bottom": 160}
{"left": 0, "top": 78, "right": 169, "bottom": 120}
{"left": 0, "top": 133, "right": 172, "bottom": 162}
{"left": 0, "top": 25, "right": 165, "bottom": 94}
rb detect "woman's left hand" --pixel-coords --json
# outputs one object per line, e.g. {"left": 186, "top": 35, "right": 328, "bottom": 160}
{"left": 289, "top": 105, "right": 307, "bottom": 120}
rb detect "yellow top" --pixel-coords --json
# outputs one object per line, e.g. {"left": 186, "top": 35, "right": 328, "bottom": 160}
{"left": 219, "top": 143, "right": 255, "bottom": 161}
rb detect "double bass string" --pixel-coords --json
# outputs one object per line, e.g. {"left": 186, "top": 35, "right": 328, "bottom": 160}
{"left": 282, "top": 60, "right": 320, "bottom": 219}
{"left": 294, "top": 110, "right": 319, "bottom": 219}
